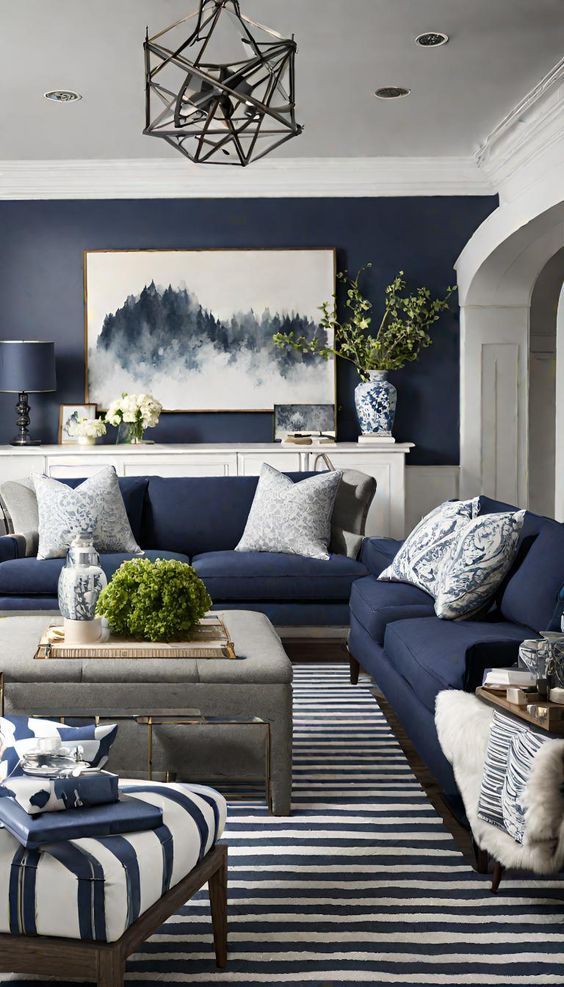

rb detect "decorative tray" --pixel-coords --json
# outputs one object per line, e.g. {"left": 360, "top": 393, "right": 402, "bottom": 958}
{"left": 34, "top": 615, "right": 236, "bottom": 660}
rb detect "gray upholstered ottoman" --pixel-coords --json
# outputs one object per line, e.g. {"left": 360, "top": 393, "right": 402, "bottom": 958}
{"left": 0, "top": 610, "right": 293, "bottom": 815}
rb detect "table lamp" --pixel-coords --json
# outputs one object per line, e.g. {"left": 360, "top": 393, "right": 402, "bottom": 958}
{"left": 0, "top": 341, "right": 57, "bottom": 446}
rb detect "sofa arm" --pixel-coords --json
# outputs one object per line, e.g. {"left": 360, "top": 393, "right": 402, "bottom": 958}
{"left": 0, "top": 534, "right": 25, "bottom": 563}
{"left": 359, "top": 537, "right": 404, "bottom": 576}
{"left": 463, "top": 638, "right": 536, "bottom": 692}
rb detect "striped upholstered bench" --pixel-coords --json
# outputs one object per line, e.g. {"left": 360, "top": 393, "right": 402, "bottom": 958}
{"left": 0, "top": 780, "right": 228, "bottom": 986}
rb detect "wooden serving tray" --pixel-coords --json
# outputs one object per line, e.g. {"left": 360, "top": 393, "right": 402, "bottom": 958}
{"left": 476, "top": 686, "right": 564, "bottom": 735}
{"left": 34, "top": 615, "right": 236, "bottom": 660}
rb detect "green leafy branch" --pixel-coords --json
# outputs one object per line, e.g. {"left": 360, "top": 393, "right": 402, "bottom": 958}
{"left": 273, "top": 264, "right": 456, "bottom": 381}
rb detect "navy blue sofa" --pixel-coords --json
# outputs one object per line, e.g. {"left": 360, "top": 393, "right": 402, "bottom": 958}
{"left": 348, "top": 496, "right": 564, "bottom": 802}
{"left": 0, "top": 473, "right": 370, "bottom": 625}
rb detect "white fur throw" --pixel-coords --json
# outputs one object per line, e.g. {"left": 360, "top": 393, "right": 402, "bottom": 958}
{"left": 435, "top": 690, "right": 564, "bottom": 874}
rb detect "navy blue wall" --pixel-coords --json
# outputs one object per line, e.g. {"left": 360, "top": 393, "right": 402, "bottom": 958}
{"left": 0, "top": 196, "right": 496, "bottom": 463}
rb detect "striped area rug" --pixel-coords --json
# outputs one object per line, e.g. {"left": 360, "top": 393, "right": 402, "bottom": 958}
{"left": 8, "top": 664, "right": 564, "bottom": 984}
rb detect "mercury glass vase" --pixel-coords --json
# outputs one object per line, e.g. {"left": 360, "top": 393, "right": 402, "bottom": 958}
{"left": 58, "top": 532, "right": 107, "bottom": 644}
{"left": 354, "top": 370, "right": 397, "bottom": 436}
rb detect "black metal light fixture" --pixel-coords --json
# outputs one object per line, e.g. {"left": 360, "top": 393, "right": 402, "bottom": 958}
{"left": 144, "top": 0, "right": 302, "bottom": 166}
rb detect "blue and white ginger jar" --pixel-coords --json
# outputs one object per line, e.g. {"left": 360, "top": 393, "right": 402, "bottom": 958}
{"left": 58, "top": 532, "right": 107, "bottom": 623}
{"left": 354, "top": 370, "right": 397, "bottom": 436}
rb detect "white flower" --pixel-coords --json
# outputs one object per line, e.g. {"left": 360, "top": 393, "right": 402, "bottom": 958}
{"left": 71, "top": 416, "right": 106, "bottom": 439}
{"left": 104, "top": 392, "right": 162, "bottom": 431}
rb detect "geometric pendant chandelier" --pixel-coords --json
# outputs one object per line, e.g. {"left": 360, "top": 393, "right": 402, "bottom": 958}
{"left": 144, "top": 0, "right": 302, "bottom": 166}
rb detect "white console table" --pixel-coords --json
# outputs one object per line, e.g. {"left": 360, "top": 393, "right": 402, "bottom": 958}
{"left": 0, "top": 442, "right": 413, "bottom": 538}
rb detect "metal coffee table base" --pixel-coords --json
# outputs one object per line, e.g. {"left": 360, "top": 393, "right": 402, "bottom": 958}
{"left": 26, "top": 706, "right": 273, "bottom": 812}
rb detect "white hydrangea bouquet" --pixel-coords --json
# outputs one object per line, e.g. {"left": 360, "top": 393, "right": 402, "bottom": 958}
{"left": 104, "top": 392, "right": 163, "bottom": 444}
{"left": 68, "top": 416, "right": 107, "bottom": 445}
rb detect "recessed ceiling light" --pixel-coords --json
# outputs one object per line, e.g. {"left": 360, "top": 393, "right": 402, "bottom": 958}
{"left": 414, "top": 32, "right": 449, "bottom": 48}
{"left": 374, "top": 86, "right": 411, "bottom": 100}
{"left": 44, "top": 90, "right": 82, "bottom": 102}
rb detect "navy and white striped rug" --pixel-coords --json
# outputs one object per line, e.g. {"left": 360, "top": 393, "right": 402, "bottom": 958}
{"left": 7, "top": 664, "right": 564, "bottom": 984}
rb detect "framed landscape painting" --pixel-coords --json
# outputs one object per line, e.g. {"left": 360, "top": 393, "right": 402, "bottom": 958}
{"left": 84, "top": 248, "right": 335, "bottom": 412}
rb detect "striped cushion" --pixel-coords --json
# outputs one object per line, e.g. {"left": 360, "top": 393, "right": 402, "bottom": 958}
{"left": 477, "top": 711, "right": 528, "bottom": 830}
{"left": 0, "top": 780, "right": 226, "bottom": 942}
{"left": 502, "top": 731, "right": 549, "bottom": 844}
{"left": 0, "top": 716, "right": 118, "bottom": 785}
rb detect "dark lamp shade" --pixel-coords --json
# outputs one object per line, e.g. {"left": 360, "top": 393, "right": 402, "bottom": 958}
{"left": 0, "top": 341, "right": 56, "bottom": 393}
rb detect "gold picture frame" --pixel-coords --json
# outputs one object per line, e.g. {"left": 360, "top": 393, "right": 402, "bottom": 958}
{"left": 58, "top": 403, "right": 97, "bottom": 445}
{"left": 83, "top": 247, "right": 337, "bottom": 413}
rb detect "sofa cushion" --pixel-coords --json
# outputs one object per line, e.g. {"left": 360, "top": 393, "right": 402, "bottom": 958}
{"left": 384, "top": 616, "right": 537, "bottom": 714}
{"left": 0, "top": 550, "right": 190, "bottom": 597}
{"left": 143, "top": 473, "right": 314, "bottom": 557}
{"left": 192, "top": 550, "right": 367, "bottom": 601}
{"left": 500, "top": 523, "right": 564, "bottom": 632}
{"left": 359, "top": 538, "right": 404, "bottom": 577}
{"left": 349, "top": 575, "right": 435, "bottom": 644}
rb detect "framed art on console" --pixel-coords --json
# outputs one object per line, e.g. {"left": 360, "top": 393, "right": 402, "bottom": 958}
{"left": 84, "top": 248, "right": 336, "bottom": 412}
{"left": 58, "top": 403, "right": 97, "bottom": 444}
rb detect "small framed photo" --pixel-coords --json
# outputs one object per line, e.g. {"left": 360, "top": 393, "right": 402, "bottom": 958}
{"left": 274, "top": 403, "right": 336, "bottom": 441}
{"left": 58, "top": 403, "right": 98, "bottom": 444}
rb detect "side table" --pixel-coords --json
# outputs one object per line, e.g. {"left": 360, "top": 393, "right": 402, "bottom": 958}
{"left": 475, "top": 686, "right": 564, "bottom": 735}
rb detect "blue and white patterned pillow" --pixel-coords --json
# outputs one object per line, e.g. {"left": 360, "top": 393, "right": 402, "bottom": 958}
{"left": 1, "top": 772, "right": 119, "bottom": 815}
{"left": 33, "top": 466, "right": 141, "bottom": 560}
{"left": 501, "top": 730, "right": 549, "bottom": 844}
{"left": 236, "top": 463, "right": 342, "bottom": 561}
{"left": 0, "top": 716, "right": 118, "bottom": 786}
{"left": 434, "top": 510, "right": 525, "bottom": 620}
{"left": 378, "top": 499, "right": 478, "bottom": 596}
{"left": 477, "top": 711, "right": 526, "bottom": 830}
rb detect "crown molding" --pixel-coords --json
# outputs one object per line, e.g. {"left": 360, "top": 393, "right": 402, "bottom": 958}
{"left": 0, "top": 155, "right": 493, "bottom": 200}
{"left": 475, "top": 57, "right": 564, "bottom": 201}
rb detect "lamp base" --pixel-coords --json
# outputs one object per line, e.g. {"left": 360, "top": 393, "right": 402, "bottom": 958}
{"left": 10, "top": 436, "right": 41, "bottom": 446}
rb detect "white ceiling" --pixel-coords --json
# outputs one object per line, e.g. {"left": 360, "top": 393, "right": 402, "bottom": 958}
{"left": 1, "top": 0, "right": 563, "bottom": 161}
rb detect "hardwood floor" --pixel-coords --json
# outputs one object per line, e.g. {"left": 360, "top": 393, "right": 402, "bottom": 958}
{"left": 374, "top": 686, "right": 474, "bottom": 864}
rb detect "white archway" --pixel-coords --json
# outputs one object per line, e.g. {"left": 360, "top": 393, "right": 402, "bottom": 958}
{"left": 455, "top": 200, "right": 564, "bottom": 508}
{"left": 556, "top": 282, "right": 564, "bottom": 521}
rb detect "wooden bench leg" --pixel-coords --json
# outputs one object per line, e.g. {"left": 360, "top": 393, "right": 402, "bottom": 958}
{"left": 97, "top": 946, "right": 125, "bottom": 987}
{"left": 491, "top": 861, "right": 504, "bottom": 894}
{"left": 349, "top": 652, "right": 360, "bottom": 685}
{"left": 209, "top": 845, "right": 228, "bottom": 968}
{"left": 472, "top": 839, "right": 489, "bottom": 874}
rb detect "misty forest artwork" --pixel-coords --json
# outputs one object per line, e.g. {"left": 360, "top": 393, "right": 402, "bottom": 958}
{"left": 85, "top": 250, "right": 335, "bottom": 411}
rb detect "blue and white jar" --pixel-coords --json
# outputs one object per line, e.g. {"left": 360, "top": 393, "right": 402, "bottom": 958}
{"left": 58, "top": 533, "right": 107, "bottom": 644}
{"left": 354, "top": 370, "right": 397, "bottom": 436}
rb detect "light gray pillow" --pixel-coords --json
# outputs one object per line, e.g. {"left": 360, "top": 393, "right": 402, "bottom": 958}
{"left": 33, "top": 467, "right": 141, "bottom": 560}
{"left": 378, "top": 498, "right": 478, "bottom": 596}
{"left": 434, "top": 510, "right": 525, "bottom": 619}
{"left": 236, "top": 463, "right": 342, "bottom": 560}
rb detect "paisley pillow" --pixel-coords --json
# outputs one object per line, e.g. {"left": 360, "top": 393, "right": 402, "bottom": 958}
{"left": 434, "top": 510, "right": 525, "bottom": 620}
{"left": 378, "top": 499, "right": 478, "bottom": 596}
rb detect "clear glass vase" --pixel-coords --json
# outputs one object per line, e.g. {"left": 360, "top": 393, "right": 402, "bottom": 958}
{"left": 116, "top": 420, "right": 145, "bottom": 444}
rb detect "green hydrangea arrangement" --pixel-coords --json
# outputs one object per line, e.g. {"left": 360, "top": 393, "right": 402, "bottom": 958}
{"left": 96, "top": 558, "right": 212, "bottom": 642}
